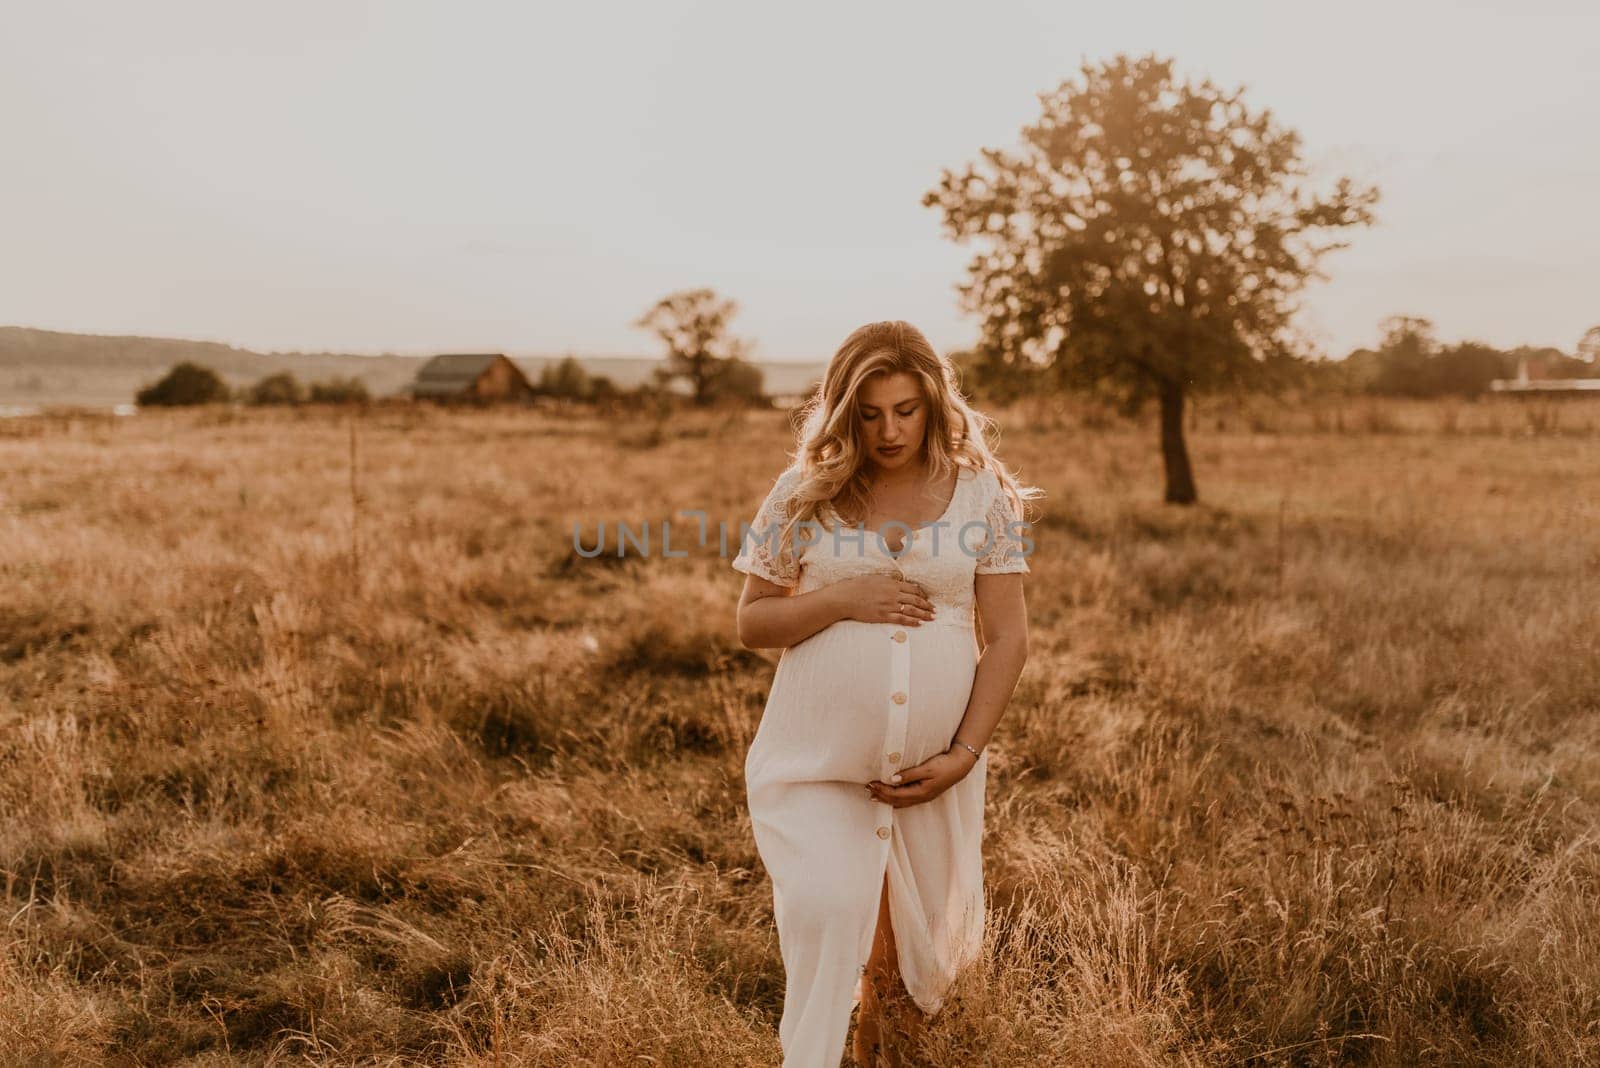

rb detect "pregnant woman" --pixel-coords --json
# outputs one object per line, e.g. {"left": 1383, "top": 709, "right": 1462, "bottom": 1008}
{"left": 732, "top": 320, "right": 1035, "bottom": 1066}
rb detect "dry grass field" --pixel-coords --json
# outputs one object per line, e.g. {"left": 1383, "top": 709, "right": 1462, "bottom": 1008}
{"left": 2, "top": 395, "right": 1598, "bottom": 1066}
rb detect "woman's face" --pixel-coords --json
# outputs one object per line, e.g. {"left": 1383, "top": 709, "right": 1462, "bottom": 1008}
{"left": 857, "top": 371, "right": 927, "bottom": 473}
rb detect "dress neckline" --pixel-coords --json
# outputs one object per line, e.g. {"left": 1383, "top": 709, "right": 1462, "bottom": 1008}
{"left": 862, "top": 466, "right": 971, "bottom": 549}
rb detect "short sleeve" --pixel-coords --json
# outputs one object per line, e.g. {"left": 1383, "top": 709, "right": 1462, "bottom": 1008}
{"left": 975, "top": 469, "right": 1031, "bottom": 575}
{"left": 731, "top": 466, "right": 804, "bottom": 588}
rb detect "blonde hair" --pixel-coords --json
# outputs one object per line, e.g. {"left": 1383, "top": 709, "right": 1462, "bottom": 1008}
{"left": 771, "top": 320, "right": 1040, "bottom": 559}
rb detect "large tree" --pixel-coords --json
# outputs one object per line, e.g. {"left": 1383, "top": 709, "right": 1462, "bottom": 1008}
{"left": 635, "top": 288, "right": 759, "bottom": 407}
{"left": 924, "top": 52, "right": 1379, "bottom": 503}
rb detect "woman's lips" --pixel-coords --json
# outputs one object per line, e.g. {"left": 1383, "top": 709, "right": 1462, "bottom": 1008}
{"left": 879, "top": 444, "right": 904, "bottom": 455}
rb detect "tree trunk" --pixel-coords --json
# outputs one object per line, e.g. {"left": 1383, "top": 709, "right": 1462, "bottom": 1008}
{"left": 1159, "top": 381, "right": 1198, "bottom": 504}
{"left": 693, "top": 353, "right": 714, "bottom": 406}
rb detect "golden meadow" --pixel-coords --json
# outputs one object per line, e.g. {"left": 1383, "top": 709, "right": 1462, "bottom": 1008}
{"left": 1, "top": 395, "right": 1597, "bottom": 1065}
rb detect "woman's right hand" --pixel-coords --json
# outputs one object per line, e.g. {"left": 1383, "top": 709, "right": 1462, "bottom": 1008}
{"left": 835, "top": 574, "right": 937, "bottom": 626}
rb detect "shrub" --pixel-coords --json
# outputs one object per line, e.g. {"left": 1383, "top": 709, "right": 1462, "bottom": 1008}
{"left": 309, "top": 377, "right": 371, "bottom": 405}
{"left": 537, "top": 356, "right": 595, "bottom": 401}
{"left": 247, "top": 372, "right": 305, "bottom": 406}
{"left": 135, "top": 362, "right": 230, "bottom": 406}
{"left": 714, "top": 356, "right": 766, "bottom": 407}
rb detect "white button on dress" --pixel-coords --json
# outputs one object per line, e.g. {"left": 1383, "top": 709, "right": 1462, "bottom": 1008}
{"left": 732, "top": 463, "right": 1031, "bottom": 1067}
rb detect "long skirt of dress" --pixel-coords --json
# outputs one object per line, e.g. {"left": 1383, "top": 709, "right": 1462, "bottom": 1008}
{"left": 745, "top": 615, "right": 987, "bottom": 1068}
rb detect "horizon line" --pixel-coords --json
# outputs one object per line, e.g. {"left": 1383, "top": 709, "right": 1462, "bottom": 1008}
{"left": 0, "top": 322, "right": 830, "bottom": 364}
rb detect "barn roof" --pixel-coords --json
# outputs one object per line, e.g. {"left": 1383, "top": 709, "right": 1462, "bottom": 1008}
{"left": 415, "top": 353, "right": 505, "bottom": 383}
{"left": 411, "top": 353, "right": 526, "bottom": 397}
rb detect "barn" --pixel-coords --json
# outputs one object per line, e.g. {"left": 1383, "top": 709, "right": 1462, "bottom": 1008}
{"left": 410, "top": 354, "right": 534, "bottom": 404}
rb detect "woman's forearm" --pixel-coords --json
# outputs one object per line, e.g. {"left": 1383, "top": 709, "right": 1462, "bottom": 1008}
{"left": 738, "top": 585, "right": 852, "bottom": 650}
{"left": 950, "top": 632, "right": 1028, "bottom": 753}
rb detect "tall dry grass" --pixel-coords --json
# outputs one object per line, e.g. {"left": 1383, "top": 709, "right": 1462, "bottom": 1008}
{"left": 0, "top": 394, "right": 1596, "bottom": 1065}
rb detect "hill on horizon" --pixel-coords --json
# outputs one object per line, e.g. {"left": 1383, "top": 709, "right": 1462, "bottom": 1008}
{"left": 0, "top": 326, "right": 826, "bottom": 408}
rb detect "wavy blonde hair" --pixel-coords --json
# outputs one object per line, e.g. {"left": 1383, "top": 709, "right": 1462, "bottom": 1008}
{"left": 770, "top": 320, "right": 1040, "bottom": 561}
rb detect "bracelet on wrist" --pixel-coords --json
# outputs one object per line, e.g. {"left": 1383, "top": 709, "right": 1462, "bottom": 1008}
{"left": 950, "top": 739, "right": 981, "bottom": 763}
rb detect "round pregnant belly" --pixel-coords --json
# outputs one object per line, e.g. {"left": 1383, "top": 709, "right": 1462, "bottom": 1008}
{"left": 745, "top": 620, "right": 979, "bottom": 788}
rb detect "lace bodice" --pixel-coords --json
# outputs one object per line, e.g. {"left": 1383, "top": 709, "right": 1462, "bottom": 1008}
{"left": 731, "top": 464, "right": 1030, "bottom": 628}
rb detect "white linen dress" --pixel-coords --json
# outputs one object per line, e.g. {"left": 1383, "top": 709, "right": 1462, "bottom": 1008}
{"left": 731, "top": 462, "right": 1030, "bottom": 1067}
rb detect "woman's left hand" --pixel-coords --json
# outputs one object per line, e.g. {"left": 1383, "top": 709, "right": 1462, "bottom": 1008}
{"left": 867, "top": 750, "right": 976, "bottom": 808}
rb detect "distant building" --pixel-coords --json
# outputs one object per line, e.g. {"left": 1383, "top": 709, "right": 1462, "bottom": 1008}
{"left": 1490, "top": 353, "right": 1600, "bottom": 393}
{"left": 409, "top": 354, "right": 534, "bottom": 404}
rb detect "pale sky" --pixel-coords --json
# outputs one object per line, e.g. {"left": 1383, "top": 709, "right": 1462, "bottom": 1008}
{"left": 3, "top": 0, "right": 1596, "bottom": 362}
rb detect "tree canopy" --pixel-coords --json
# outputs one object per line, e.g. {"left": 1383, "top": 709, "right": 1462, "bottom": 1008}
{"left": 635, "top": 288, "right": 763, "bottom": 407}
{"left": 924, "top": 52, "right": 1379, "bottom": 502}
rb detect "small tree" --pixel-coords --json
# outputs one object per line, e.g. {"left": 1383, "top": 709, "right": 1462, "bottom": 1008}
{"left": 537, "top": 355, "right": 594, "bottom": 401}
{"left": 924, "top": 52, "right": 1380, "bottom": 503}
{"left": 635, "top": 288, "right": 755, "bottom": 407}
{"left": 136, "top": 362, "right": 230, "bottom": 406}
{"left": 248, "top": 371, "right": 305, "bottom": 406}
{"left": 1368, "top": 316, "right": 1439, "bottom": 397}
